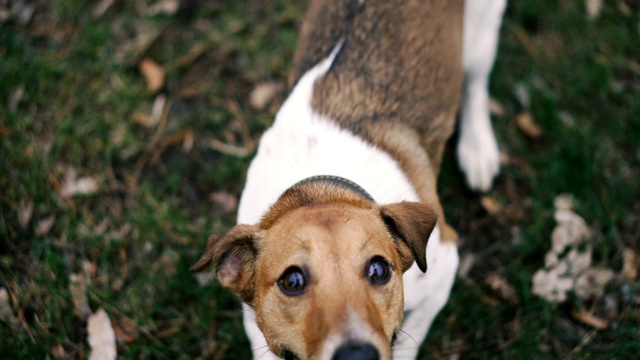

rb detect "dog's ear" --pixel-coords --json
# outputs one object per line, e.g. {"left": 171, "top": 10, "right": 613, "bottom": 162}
{"left": 190, "top": 224, "right": 262, "bottom": 304}
{"left": 380, "top": 202, "right": 438, "bottom": 273}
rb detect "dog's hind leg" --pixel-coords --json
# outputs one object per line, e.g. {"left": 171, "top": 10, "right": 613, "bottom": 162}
{"left": 457, "top": 0, "right": 506, "bottom": 192}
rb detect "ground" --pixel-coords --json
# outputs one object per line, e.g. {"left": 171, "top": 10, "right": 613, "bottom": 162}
{"left": 1, "top": 0, "right": 639, "bottom": 359}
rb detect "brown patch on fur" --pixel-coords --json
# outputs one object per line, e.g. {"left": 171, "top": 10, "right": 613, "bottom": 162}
{"left": 292, "top": 0, "right": 464, "bottom": 242}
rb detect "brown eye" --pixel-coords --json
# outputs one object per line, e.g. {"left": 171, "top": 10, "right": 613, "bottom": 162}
{"left": 366, "top": 256, "right": 391, "bottom": 285}
{"left": 278, "top": 266, "right": 307, "bottom": 296}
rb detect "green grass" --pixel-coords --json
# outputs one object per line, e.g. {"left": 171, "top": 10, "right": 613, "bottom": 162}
{"left": 1, "top": 0, "right": 638, "bottom": 359}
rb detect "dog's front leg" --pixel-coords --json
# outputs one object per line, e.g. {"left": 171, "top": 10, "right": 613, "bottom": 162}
{"left": 458, "top": 0, "right": 507, "bottom": 192}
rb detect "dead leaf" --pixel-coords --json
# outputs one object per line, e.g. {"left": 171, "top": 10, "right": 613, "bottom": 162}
{"left": 516, "top": 112, "right": 543, "bottom": 139}
{"left": 12, "top": 0, "right": 34, "bottom": 25}
{"left": 70, "top": 273, "right": 91, "bottom": 319}
{"left": 8, "top": 85, "right": 24, "bottom": 112}
{"left": 195, "top": 270, "right": 217, "bottom": 287}
{"left": 532, "top": 195, "right": 615, "bottom": 303}
{"left": 249, "top": 82, "right": 284, "bottom": 110}
{"left": 457, "top": 253, "right": 475, "bottom": 279}
{"left": 622, "top": 247, "right": 638, "bottom": 281}
{"left": 51, "top": 344, "right": 66, "bottom": 359}
{"left": 574, "top": 267, "right": 615, "bottom": 299}
{"left": 87, "top": 309, "right": 117, "bottom": 360}
{"left": 481, "top": 196, "right": 502, "bottom": 215}
{"left": 112, "top": 317, "right": 139, "bottom": 343}
{"left": 148, "top": 0, "right": 179, "bottom": 16}
{"left": 209, "top": 138, "right": 256, "bottom": 158}
{"left": 18, "top": 200, "right": 34, "bottom": 229}
{"left": 138, "top": 58, "right": 165, "bottom": 92}
{"left": 210, "top": 191, "right": 238, "bottom": 214}
{"left": 571, "top": 307, "right": 608, "bottom": 329}
{"left": 92, "top": 0, "right": 114, "bottom": 19}
{"left": 36, "top": 215, "right": 56, "bottom": 236}
{"left": 60, "top": 166, "right": 99, "bottom": 198}
{"left": 489, "top": 97, "right": 505, "bottom": 117}
{"left": 554, "top": 193, "right": 575, "bottom": 211}
{"left": 586, "top": 0, "right": 603, "bottom": 20}
{"left": 182, "top": 130, "right": 194, "bottom": 152}
{"left": 485, "top": 273, "right": 520, "bottom": 304}
{"left": 0, "top": 287, "right": 20, "bottom": 329}
{"left": 514, "top": 83, "right": 530, "bottom": 108}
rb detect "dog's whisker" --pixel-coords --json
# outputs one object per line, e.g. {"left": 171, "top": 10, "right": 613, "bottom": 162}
{"left": 256, "top": 347, "right": 274, "bottom": 360}
{"left": 398, "top": 328, "right": 419, "bottom": 346}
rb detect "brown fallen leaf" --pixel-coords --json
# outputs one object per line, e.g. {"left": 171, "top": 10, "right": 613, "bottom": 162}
{"left": 112, "top": 317, "right": 139, "bottom": 343}
{"left": 457, "top": 253, "right": 475, "bottom": 279}
{"left": 148, "top": 0, "right": 179, "bottom": 16}
{"left": 622, "top": 247, "right": 638, "bottom": 281}
{"left": 70, "top": 273, "right": 91, "bottom": 319}
{"left": 18, "top": 200, "right": 34, "bottom": 229}
{"left": 87, "top": 309, "right": 117, "bottom": 360}
{"left": 571, "top": 307, "right": 608, "bottom": 329}
{"left": 138, "top": 58, "right": 165, "bottom": 92}
{"left": 481, "top": 196, "right": 502, "bottom": 215}
{"left": 210, "top": 191, "right": 238, "bottom": 214}
{"left": 8, "top": 85, "right": 24, "bottom": 112}
{"left": 489, "top": 97, "right": 505, "bottom": 117}
{"left": 92, "top": 0, "right": 115, "bottom": 19}
{"left": 516, "top": 112, "right": 543, "bottom": 139}
{"left": 36, "top": 215, "right": 56, "bottom": 236}
{"left": 485, "top": 273, "right": 519, "bottom": 304}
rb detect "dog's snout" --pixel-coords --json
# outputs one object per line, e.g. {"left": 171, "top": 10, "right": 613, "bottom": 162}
{"left": 332, "top": 343, "right": 379, "bottom": 360}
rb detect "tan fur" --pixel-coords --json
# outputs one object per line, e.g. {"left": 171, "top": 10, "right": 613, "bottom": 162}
{"left": 292, "top": 0, "right": 464, "bottom": 241}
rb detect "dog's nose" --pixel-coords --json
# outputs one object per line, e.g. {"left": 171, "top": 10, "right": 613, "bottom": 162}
{"left": 332, "top": 343, "right": 379, "bottom": 360}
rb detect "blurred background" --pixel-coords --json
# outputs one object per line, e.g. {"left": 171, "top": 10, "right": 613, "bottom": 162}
{"left": 1, "top": 0, "right": 639, "bottom": 358}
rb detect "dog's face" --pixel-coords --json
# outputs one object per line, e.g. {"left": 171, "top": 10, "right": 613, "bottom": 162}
{"left": 192, "top": 199, "right": 436, "bottom": 360}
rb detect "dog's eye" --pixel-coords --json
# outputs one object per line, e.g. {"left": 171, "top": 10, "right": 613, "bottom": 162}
{"left": 366, "top": 256, "right": 391, "bottom": 285}
{"left": 278, "top": 266, "right": 307, "bottom": 296}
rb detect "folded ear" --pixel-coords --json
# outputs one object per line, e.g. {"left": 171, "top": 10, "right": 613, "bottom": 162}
{"left": 380, "top": 202, "right": 438, "bottom": 273}
{"left": 190, "top": 224, "right": 262, "bottom": 304}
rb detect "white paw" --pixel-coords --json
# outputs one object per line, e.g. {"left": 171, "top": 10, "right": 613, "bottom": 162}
{"left": 457, "top": 122, "right": 500, "bottom": 192}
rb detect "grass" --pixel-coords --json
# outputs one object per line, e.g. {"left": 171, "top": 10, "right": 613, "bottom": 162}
{"left": 1, "top": 0, "right": 638, "bottom": 359}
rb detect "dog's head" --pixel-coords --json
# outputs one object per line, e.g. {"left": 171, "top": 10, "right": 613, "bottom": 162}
{"left": 191, "top": 184, "right": 437, "bottom": 359}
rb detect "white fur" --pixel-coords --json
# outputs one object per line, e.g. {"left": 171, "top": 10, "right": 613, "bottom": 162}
{"left": 458, "top": 0, "right": 506, "bottom": 192}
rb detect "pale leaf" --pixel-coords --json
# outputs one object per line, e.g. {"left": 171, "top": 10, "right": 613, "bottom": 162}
{"left": 36, "top": 215, "right": 56, "bottom": 236}
{"left": 87, "top": 309, "right": 117, "bottom": 360}
{"left": 585, "top": 0, "right": 603, "bottom": 20}
{"left": 249, "top": 82, "right": 283, "bottom": 110}
{"left": 18, "top": 200, "right": 34, "bottom": 229}
{"left": 0, "top": 287, "right": 19, "bottom": 329}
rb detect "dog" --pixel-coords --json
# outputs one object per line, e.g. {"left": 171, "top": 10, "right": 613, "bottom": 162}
{"left": 191, "top": 0, "right": 506, "bottom": 359}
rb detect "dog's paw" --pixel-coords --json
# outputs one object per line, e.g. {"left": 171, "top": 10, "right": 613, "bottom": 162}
{"left": 457, "top": 122, "right": 500, "bottom": 192}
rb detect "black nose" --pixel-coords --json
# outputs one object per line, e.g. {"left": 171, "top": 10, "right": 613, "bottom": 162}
{"left": 332, "top": 343, "right": 380, "bottom": 360}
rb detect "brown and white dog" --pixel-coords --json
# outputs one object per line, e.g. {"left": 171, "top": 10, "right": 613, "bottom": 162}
{"left": 192, "top": 0, "right": 506, "bottom": 359}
